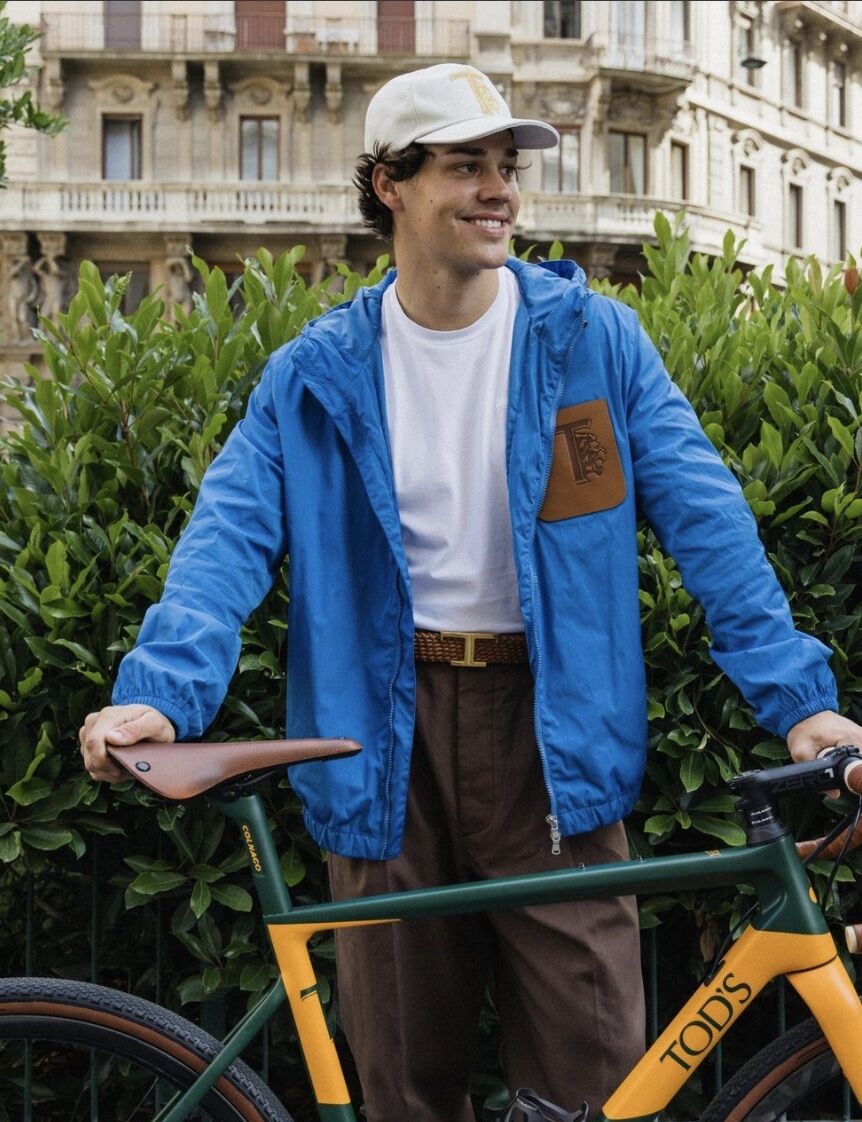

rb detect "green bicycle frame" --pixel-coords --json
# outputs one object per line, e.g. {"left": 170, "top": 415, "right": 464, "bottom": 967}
{"left": 152, "top": 792, "right": 862, "bottom": 1122}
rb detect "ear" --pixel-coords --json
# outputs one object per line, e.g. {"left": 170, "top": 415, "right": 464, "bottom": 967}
{"left": 371, "top": 163, "right": 404, "bottom": 215}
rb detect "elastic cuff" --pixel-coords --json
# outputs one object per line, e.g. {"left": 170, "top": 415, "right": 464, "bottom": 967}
{"left": 776, "top": 694, "right": 839, "bottom": 739}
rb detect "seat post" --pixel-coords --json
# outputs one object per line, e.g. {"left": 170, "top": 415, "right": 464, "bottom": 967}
{"left": 209, "top": 792, "right": 293, "bottom": 914}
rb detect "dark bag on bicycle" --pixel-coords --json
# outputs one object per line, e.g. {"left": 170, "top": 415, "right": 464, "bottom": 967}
{"left": 504, "top": 1088, "right": 589, "bottom": 1122}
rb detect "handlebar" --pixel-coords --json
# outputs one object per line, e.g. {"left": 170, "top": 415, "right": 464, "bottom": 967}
{"left": 791, "top": 747, "right": 862, "bottom": 861}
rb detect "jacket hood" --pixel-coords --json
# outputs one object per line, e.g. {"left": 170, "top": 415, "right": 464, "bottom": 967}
{"left": 505, "top": 257, "right": 591, "bottom": 354}
{"left": 295, "top": 256, "right": 592, "bottom": 411}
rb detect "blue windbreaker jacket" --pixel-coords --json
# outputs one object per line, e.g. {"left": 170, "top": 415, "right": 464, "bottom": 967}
{"left": 113, "top": 258, "right": 838, "bottom": 859}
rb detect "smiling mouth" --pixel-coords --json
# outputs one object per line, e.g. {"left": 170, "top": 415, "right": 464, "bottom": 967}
{"left": 465, "top": 217, "right": 508, "bottom": 230}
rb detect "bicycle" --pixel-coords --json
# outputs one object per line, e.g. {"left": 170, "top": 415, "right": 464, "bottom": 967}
{"left": 2, "top": 736, "right": 862, "bottom": 1122}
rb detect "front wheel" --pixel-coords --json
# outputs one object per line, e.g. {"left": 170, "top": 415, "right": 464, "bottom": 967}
{"left": 0, "top": 976, "right": 293, "bottom": 1122}
{"left": 698, "top": 1018, "right": 859, "bottom": 1122}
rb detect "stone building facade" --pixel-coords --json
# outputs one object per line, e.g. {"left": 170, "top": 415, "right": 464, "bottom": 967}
{"left": 0, "top": 0, "right": 860, "bottom": 388}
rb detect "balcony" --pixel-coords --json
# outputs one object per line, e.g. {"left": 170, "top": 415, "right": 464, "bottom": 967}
{"left": 519, "top": 194, "right": 765, "bottom": 263}
{"left": 587, "top": 32, "right": 696, "bottom": 94}
{"left": 774, "top": 1, "right": 862, "bottom": 38}
{"left": 0, "top": 181, "right": 362, "bottom": 233}
{"left": 39, "top": 12, "right": 471, "bottom": 59}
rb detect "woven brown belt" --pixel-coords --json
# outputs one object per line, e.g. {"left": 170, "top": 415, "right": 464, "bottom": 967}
{"left": 414, "top": 630, "right": 528, "bottom": 669}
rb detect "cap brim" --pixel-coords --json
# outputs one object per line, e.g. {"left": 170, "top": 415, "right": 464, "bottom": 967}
{"left": 415, "top": 115, "right": 559, "bottom": 150}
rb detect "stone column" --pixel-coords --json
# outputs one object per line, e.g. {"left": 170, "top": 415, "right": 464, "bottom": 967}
{"left": 707, "top": 115, "right": 728, "bottom": 212}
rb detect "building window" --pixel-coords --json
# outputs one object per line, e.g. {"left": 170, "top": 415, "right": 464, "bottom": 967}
{"left": 104, "top": 0, "right": 141, "bottom": 48}
{"left": 543, "top": 0, "right": 581, "bottom": 39}
{"left": 739, "top": 165, "right": 756, "bottom": 217}
{"left": 234, "top": 0, "right": 285, "bottom": 50}
{"left": 833, "top": 199, "right": 847, "bottom": 260}
{"left": 786, "top": 41, "right": 804, "bottom": 107}
{"left": 609, "top": 131, "right": 646, "bottom": 194}
{"left": 670, "top": 142, "right": 688, "bottom": 200}
{"left": 832, "top": 62, "right": 847, "bottom": 128}
{"left": 378, "top": 0, "right": 416, "bottom": 54}
{"left": 240, "top": 117, "right": 279, "bottom": 180}
{"left": 102, "top": 116, "right": 142, "bottom": 180}
{"left": 670, "top": 0, "right": 689, "bottom": 45}
{"left": 788, "top": 183, "right": 804, "bottom": 249}
{"left": 542, "top": 129, "right": 580, "bottom": 192}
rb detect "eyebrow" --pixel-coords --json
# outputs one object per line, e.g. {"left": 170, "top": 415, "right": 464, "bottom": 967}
{"left": 440, "top": 146, "right": 520, "bottom": 158}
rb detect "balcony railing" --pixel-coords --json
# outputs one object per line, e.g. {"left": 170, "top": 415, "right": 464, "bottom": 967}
{"left": 775, "top": 1, "right": 862, "bottom": 35}
{"left": 519, "top": 193, "right": 764, "bottom": 260}
{"left": 0, "top": 181, "right": 361, "bottom": 229}
{"left": 0, "top": 184, "right": 765, "bottom": 263}
{"left": 587, "top": 32, "right": 695, "bottom": 85}
{"left": 40, "top": 13, "right": 471, "bottom": 57}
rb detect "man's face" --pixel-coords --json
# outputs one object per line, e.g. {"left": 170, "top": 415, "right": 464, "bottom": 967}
{"left": 389, "top": 131, "right": 521, "bottom": 276}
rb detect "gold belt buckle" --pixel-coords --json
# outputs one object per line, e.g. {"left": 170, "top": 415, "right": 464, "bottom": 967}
{"left": 440, "top": 631, "right": 495, "bottom": 669}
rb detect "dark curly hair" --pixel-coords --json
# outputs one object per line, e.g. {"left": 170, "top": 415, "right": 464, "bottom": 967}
{"left": 353, "top": 142, "right": 431, "bottom": 241}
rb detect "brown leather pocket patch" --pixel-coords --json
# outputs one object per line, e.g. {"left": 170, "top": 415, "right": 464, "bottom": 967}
{"left": 539, "top": 399, "right": 627, "bottom": 521}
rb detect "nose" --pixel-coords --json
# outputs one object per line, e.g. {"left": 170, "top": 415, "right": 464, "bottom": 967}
{"left": 478, "top": 167, "right": 514, "bottom": 202}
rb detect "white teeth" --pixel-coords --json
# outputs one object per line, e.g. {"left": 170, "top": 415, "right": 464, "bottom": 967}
{"left": 470, "top": 219, "right": 504, "bottom": 229}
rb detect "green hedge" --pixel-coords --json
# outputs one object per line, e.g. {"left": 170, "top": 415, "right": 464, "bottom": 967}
{"left": 0, "top": 216, "right": 860, "bottom": 1115}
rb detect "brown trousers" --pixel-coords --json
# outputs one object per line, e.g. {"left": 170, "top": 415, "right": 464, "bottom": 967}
{"left": 328, "top": 663, "right": 645, "bottom": 1122}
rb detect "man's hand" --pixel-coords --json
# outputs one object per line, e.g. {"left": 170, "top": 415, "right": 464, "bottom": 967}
{"left": 787, "top": 710, "right": 862, "bottom": 764}
{"left": 79, "top": 704, "right": 176, "bottom": 783}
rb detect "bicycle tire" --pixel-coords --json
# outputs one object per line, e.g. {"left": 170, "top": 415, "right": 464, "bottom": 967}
{"left": 698, "top": 1017, "right": 859, "bottom": 1122}
{"left": 0, "top": 976, "right": 293, "bottom": 1122}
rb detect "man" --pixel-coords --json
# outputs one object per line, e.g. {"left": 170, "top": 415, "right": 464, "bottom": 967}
{"left": 81, "top": 64, "right": 862, "bottom": 1120}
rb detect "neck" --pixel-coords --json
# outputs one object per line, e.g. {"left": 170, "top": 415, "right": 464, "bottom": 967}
{"left": 391, "top": 261, "right": 502, "bottom": 331}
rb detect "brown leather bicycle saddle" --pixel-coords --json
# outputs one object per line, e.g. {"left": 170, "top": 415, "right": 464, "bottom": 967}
{"left": 106, "top": 738, "right": 361, "bottom": 800}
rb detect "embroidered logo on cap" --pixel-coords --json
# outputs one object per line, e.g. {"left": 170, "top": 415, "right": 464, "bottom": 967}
{"left": 449, "top": 70, "right": 502, "bottom": 115}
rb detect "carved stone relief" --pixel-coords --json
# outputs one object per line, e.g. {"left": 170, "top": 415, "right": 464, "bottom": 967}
{"left": 828, "top": 166, "right": 852, "bottom": 194}
{"left": 172, "top": 60, "right": 189, "bottom": 121}
{"left": 293, "top": 63, "right": 311, "bottom": 125}
{"left": 538, "top": 85, "right": 588, "bottom": 125}
{"left": 204, "top": 61, "right": 222, "bottom": 123}
{"left": 88, "top": 74, "right": 157, "bottom": 109}
{"left": 45, "top": 57, "right": 64, "bottom": 113}
{"left": 671, "top": 107, "right": 694, "bottom": 138}
{"left": 164, "top": 234, "right": 194, "bottom": 318}
{"left": 732, "top": 128, "right": 764, "bottom": 160}
{"left": 582, "top": 243, "right": 618, "bottom": 280}
{"left": 782, "top": 147, "right": 812, "bottom": 178}
{"left": 34, "top": 232, "right": 69, "bottom": 319}
{"left": 229, "top": 76, "right": 291, "bottom": 111}
{"left": 608, "top": 90, "right": 655, "bottom": 127}
{"left": 325, "top": 63, "right": 343, "bottom": 125}
{"left": 2, "top": 234, "right": 38, "bottom": 345}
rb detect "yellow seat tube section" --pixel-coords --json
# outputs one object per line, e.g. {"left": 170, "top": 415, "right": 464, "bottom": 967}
{"left": 787, "top": 956, "right": 862, "bottom": 1102}
{"left": 267, "top": 920, "right": 396, "bottom": 1106}
{"left": 603, "top": 929, "right": 837, "bottom": 1120}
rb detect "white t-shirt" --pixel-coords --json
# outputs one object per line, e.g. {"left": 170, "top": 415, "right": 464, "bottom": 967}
{"left": 380, "top": 269, "right": 524, "bottom": 633}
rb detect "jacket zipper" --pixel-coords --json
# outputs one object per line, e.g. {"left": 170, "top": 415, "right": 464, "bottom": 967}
{"left": 529, "top": 311, "right": 589, "bottom": 854}
{"left": 382, "top": 554, "right": 408, "bottom": 856}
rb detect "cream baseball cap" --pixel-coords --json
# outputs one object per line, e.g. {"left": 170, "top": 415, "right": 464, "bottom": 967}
{"left": 364, "top": 63, "right": 559, "bottom": 153}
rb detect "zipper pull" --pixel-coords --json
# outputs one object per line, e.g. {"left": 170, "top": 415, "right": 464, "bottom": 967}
{"left": 545, "top": 815, "right": 562, "bottom": 856}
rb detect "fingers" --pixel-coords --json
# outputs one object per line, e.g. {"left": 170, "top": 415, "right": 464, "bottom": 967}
{"left": 79, "top": 704, "right": 176, "bottom": 784}
{"left": 786, "top": 711, "right": 862, "bottom": 764}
